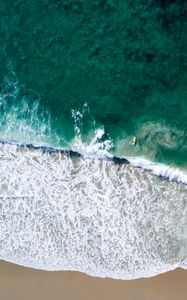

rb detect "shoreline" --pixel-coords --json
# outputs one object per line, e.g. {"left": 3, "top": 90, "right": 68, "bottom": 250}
{"left": 0, "top": 261, "right": 186, "bottom": 300}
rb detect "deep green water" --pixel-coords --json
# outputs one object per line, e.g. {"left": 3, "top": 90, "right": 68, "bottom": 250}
{"left": 0, "top": 0, "right": 187, "bottom": 167}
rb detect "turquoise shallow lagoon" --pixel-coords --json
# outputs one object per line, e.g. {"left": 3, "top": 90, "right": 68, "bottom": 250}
{"left": 0, "top": 0, "right": 187, "bottom": 167}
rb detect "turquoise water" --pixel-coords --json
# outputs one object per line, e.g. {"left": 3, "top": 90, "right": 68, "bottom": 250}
{"left": 0, "top": 0, "right": 187, "bottom": 167}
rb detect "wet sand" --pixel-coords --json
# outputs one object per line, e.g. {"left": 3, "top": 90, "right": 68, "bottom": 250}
{"left": 0, "top": 261, "right": 186, "bottom": 300}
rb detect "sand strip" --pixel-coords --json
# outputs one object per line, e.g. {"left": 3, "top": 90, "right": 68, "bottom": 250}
{"left": 0, "top": 261, "right": 186, "bottom": 300}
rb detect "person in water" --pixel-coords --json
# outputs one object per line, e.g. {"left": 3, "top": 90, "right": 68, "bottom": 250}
{"left": 131, "top": 136, "right": 137, "bottom": 146}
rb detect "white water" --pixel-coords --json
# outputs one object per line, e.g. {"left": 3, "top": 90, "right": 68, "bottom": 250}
{"left": 128, "top": 157, "right": 187, "bottom": 185}
{"left": 0, "top": 142, "right": 186, "bottom": 279}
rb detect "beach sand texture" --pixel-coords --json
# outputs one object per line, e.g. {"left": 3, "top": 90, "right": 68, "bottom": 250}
{"left": 0, "top": 261, "right": 186, "bottom": 300}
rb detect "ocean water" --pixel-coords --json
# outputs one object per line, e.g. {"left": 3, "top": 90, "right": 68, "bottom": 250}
{"left": 0, "top": 0, "right": 187, "bottom": 279}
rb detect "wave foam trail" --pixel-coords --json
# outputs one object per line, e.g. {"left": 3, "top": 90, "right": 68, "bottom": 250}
{"left": 0, "top": 65, "right": 62, "bottom": 146}
{"left": 0, "top": 143, "right": 186, "bottom": 279}
{"left": 71, "top": 105, "right": 113, "bottom": 156}
{"left": 128, "top": 157, "right": 187, "bottom": 185}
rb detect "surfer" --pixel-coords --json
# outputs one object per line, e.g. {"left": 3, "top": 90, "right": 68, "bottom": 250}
{"left": 131, "top": 136, "right": 137, "bottom": 146}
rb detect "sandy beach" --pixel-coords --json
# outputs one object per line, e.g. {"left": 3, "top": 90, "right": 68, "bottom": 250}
{"left": 0, "top": 261, "right": 186, "bottom": 300}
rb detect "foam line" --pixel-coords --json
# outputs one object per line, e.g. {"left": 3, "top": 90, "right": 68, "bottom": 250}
{"left": 127, "top": 157, "right": 187, "bottom": 185}
{"left": 0, "top": 139, "right": 186, "bottom": 185}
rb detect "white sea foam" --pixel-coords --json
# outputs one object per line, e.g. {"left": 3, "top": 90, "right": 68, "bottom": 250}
{"left": 71, "top": 105, "right": 114, "bottom": 157}
{"left": 127, "top": 157, "right": 187, "bottom": 185}
{"left": 0, "top": 143, "right": 186, "bottom": 279}
{"left": 0, "top": 65, "right": 62, "bottom": 147}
